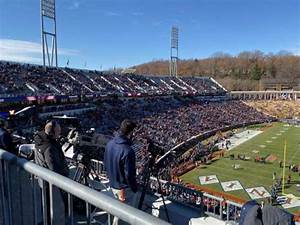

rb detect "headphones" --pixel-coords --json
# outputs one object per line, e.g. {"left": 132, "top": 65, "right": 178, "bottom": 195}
{"left": 46, "top": 120, "right": 59, "bottom": 136}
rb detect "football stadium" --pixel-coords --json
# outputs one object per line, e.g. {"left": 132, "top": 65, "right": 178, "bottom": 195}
{"left": 0, "top": 0, "right": 300, "bottom": 225}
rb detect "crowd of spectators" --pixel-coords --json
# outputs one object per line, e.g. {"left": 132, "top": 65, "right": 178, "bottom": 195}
{"left": 0, "top": 61, "right": 225, "bottom": 97}
{"left": 75, "top": 97, "right": 271, "bottom": 149}
{"left": 69, "top": 96, "right": 272, "bottom": 182}
{"left": 0, "top": 62, "right": 30, "bottom": 96}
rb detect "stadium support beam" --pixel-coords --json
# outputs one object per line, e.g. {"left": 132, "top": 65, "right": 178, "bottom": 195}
{"left": 40, "top": 0, "right": 58, "bottom": 68}
{"left": 169, "top": 26, "right": 179, "bottom": 77}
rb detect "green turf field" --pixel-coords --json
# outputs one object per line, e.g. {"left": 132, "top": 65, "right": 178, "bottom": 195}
{"left": 181, "top": 122, "right": 300, "bottom": 213}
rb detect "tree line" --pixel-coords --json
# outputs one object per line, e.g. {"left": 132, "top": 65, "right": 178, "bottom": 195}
{"left": 132, "top": 51, "right": 300, "bottom": 91}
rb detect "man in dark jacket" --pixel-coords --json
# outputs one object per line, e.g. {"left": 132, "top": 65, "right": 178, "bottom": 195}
{"left": 0, "top": 119, "right": 17, "bottom": 155}
{"left": 34, "top": 120, "right": 69, "bottom": 225}
{"left": 34, "top": 120, "right": 69, "bottom": 177}
{"left": 104, "top": 119, "right": 137, "bottom": 225}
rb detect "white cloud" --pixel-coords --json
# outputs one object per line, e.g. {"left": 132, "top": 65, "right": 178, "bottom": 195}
{"left": 68, "top": 1, "right": 80, "bottom": 10}
{"left": 132, "top": 12, "right": 144, "bottom": 16}
{"left": 104, "top": 11, "right": 121, "bottom": 17}
{"left": 0, "top": 39, "right": 79, "bottom": 64}
{"left": 152, "top": 21, "right": 163, "bottom": 26}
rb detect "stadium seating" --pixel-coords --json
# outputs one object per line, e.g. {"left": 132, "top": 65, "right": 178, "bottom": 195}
{"left": 0, "top": 61, "right": 226, "bottom": 97}
{"left": 73, "top": 97, "right": 273, "bottom": 180}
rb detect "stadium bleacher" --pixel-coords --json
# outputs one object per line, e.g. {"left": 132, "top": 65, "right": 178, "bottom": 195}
{"left": 0, "top": 61, "right": 226, "bottom": 97}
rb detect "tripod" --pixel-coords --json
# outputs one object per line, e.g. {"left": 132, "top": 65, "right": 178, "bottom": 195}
{"left": 72, "top": 159, "right": 101, "bottom": 190}
{"left": 72, "top": 158, "right": 107, "bottom": 223}
{"left": 138, "top": 155, "right": 171, "bottom": 223}
{"left": 73, "top": 162, "right": 90, "bottom": 184}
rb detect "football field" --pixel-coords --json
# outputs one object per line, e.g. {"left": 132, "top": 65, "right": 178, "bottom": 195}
{"left": 181, "top": 122, "right": 300, "bottom": 213}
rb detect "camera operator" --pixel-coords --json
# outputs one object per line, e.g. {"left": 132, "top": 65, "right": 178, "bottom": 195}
{"left": 34, "top": 120, "right": 69, "bottom": 177}
{"left": 104, "top": 119, "right": 138, "bottom": 225}
{"left": 0, "top": 118, "right": 17, "bottom": 155}
{"left": 34, "top": 120, "right": 69, "bottom": 225}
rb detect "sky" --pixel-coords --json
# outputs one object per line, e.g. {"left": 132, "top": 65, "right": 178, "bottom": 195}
{"left": 0, "top": 0, "right": 299, "bottom": 70}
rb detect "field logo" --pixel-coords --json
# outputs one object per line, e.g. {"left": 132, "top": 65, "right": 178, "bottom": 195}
{"left": 199, "top": 175, "right": 219, "bottom": 185}
{"left": 221, "top": 180, "right": 243, "bottom": 192}
{"left": 278, "top": 195, "right": 300, "bottom": 209}
{"left": 246, "top": 187, "right": 271, "bottom": 199}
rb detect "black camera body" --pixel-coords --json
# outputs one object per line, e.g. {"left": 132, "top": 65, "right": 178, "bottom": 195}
{"left": 147, "top": 139, "right": 165, "bottom": 158}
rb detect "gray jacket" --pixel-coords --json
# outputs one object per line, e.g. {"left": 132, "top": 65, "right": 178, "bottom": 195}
{"left": 34, "top": 131, "right": 69, "bottom": 177}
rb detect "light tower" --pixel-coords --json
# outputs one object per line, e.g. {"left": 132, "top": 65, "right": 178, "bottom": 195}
{"left": 40, "top": 0, "right": 58, "bottom": 68}
{"left": 169, "top": 26, "right": 179, "bottom": 77}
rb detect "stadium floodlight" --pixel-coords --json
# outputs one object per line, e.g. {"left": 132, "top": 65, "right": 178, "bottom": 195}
{"left": 169, "top": 26, "right": 179, "bottom": 77}
{"left": 40, "top": 0, "right": 58, "bottom": 68}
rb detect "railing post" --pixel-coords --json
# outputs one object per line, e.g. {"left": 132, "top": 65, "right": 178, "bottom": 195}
{"left": 86, "top": 202, "right": 91, "bottom": 225}
{"left": 226, "top": 203, "right": 229, "bottom": 221}
{"left": 0, "top": 160, "right": 7, "bottom": 225}
{"left": 219, "top": 200, "right": 222, "bottom": 220}
{"left": 4, "top": 162, "right": 12, "bottom": 225}
{"left": 17, "top": 166, "right": 24, "bottom": 225}
{"left": 107, "top": 212, "right": 111, "bottom": 225}
{"left": 31, "top": 174, "right": 38, "bottom": 225}
{"left": 234, "top": 205, "right": 237, "bottom": 222}
{"left": 42, "top": 180, "right": 49, "bottom": 225}
{"left": 49, "top": 183, "right": 54, "bottom": 225}
{"left": 67, "top": 193, "right": 74, "bottom": 225}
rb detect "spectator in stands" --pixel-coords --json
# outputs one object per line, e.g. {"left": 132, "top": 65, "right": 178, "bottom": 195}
{"left": 104, "top": 119, "right": 138, "bottom": 225}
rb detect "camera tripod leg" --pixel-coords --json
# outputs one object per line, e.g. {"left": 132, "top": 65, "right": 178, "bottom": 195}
{"left": 73, "top": 166, "right": 83, "bottom": 183}
{"left": 138, "top": 167, "right": 151, "bottom": 210}
{"left": 138, "top": 170, "right": 170, "bottom": 222}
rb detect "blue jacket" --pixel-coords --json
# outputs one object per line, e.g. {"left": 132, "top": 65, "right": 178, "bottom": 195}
{"left": 104, "top": 133, "right": 137, "bottom": 192}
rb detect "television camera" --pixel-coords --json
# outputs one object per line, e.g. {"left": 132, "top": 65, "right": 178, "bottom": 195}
{"left": 49, "top": 116, "right": 110, "bottom": 186}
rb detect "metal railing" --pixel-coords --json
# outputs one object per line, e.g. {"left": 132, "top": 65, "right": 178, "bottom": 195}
{"left": 91, "top": 159, "right": 242, "bottom": 224}
{"left": 202, "top": 193, "right": 242, "bottom": 225}
{"left": 0, "top": 149, "right": 171, "bottom": 225}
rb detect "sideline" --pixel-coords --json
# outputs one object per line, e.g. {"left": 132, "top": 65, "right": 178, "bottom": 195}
{"left": 216, "top": 129, "right": 263, "bottom": 151}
